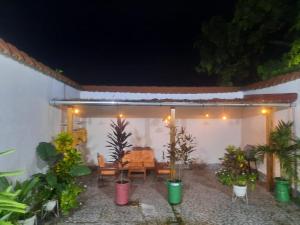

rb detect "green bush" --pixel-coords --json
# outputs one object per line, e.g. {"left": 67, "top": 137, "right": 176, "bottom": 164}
{"left": 216, "top": 145, "right": 257, "bottom": 187}
{"left": 59, "top": 183, "right": 82, "bottom": 215}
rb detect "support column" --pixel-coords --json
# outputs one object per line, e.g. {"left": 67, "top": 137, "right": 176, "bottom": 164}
{"left": 169, "top": 107, "right": 176, "bottom": 180}
{"left": 266, "top": 108, "right": 274, "bottom": 191}
{"left": 67, "top": 107, "right": 73, "bottom": 134}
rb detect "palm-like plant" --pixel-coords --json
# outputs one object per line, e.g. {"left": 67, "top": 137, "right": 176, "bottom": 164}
{"left": 0, "top": 149, "right": 27, "bottom": 221}
{"left": 255, "top": 120, "right": 300, "bottom": 183}
{"left": 107, "top": 117, "right": 132, "bottom": 183}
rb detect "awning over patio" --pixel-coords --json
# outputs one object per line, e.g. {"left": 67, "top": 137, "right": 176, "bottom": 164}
{"left": 50, "top": 93, "right": 297, "bottom": 107}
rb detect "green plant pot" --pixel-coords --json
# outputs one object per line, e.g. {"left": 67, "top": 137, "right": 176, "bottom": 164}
{"left": 167, "top": 180, "right": 182, "bottom": 205}
{"left": 275, "top": 177, "right": 290, "bottom": 203}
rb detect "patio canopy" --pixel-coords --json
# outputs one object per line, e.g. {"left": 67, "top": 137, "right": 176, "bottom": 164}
{"left": 50, "top": 93, "right": 297, "bottom": 107}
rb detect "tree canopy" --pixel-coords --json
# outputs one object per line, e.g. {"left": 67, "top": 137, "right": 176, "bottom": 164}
{"left": 195, "top": 0, "right": 300, "bottom": 86}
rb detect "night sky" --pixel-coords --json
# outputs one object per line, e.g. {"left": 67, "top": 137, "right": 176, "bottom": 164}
{"left": 0, "top": 1, "right": 236, "bottom": 86}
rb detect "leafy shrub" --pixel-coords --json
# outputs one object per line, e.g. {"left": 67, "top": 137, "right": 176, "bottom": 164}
{"left": 59, "top": 183, "right": 82, "bottom": 215}
{"left": 36, "top": 132, "right": 91, "bottom": 215}
{"left": 0, "top": 149, "right": 27, "bottom": 222}
{"left": 216, "top": 145, "right": 257, "bottom": 187}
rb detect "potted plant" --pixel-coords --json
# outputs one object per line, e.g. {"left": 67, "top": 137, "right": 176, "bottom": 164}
{"left": 166, "top": 127, "right": 196, "bottom": 205}
{"left": 255, "top": 120, "right": 300, "bottom": 203}
{"left": 107, "top": 116, "right": 132, "bottom": 205}
{"left": 216, "top": 145, "right": 257, "bottom": 199}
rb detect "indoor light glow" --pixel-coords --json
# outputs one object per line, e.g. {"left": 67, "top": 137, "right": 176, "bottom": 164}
{"left": 73, "top": 108, "right": 80, "bottom": 114}
{"left": 119, "top": 113, "right": 124, "bottom": 118}
{"left": 205, "top": 113, "right": 209, "bottom": 118}
{"left": 222, "top": 115, "right": 227, "bottom": 120}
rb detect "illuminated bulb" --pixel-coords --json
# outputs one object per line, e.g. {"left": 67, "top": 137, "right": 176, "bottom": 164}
{"left": 119, "top": 113, "right": 123, "bottom": 118}
{"left": 167, "top": 115, "right": 171, "bottom": 120}
{"left": 261, "top": 109, "right": 268, "bottom": 114}
{"left": 205, "top": 113, "right": 209, "bottom": 118}
{"left": 222, "top": 115, "right": 227, "bottom": 120}
{"left": 73, "top": 108, "right": 80, "bottom": 114}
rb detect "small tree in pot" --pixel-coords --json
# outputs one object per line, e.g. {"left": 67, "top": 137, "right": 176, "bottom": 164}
{"left": 166, "top": 127, "right": 196, "bottom": 204}
{"left": 216, "top": 145, "right": 257, "bottom": 201}
{"left": 107, "top": 116, "right": 132, "bottom": 205}
{"left": 255, "top": 120, "right": 300, "bottom": 202}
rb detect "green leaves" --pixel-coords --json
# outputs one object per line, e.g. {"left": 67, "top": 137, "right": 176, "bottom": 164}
{"left": 195, "top": 0, "right": 300, "bottom": 85}
{"left": 107, "top": 117, "right": 132, "bottom": 165}
{"left": 69, "top": 165, "right": 91, "bottom": 177}
{"left": 36, "top": 142, "right": 61, "bottom": 166}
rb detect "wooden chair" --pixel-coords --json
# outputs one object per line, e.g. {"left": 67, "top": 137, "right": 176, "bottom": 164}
{"left": 156, "top": 161, "right": 171, "bottom": 180}
{"left": 97, "top": 153, "right": 117, "bottom": 183}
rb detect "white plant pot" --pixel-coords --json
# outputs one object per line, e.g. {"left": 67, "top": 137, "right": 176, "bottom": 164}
{"left": 18, "top": 215, "right": 37, "bottom": 225}
{"left": 233, "top": 185, "right": 247, "bottom": 197}
{"left": 44, "top": 200, "right": 57, "bottom": 212}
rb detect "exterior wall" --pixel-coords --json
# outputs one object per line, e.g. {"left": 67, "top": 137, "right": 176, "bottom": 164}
{"left": 0, "top": 54, "right": 79, "bottom": 179}
{"left": 82, "top": 107, "right": 242, "bottom": 166}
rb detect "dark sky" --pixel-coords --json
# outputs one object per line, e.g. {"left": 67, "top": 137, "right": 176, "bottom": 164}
{"left": 0, "top": 0, "right": 236, "bottom": 86}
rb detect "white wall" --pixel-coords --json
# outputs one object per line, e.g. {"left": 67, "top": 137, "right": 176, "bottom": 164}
{"left": 0, "top": 54, "right": 79, "bottom": 179}
{"left": 82, "top": 107, "right": 242, "bottom": 166}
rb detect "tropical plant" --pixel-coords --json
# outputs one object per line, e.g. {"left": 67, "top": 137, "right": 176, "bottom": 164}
{"left": 0, "top": 149, "right": 27, "bottom": 222}
{"left": 36, "top": 132, "right": 91, "bottom": 215}
{"left": 59, "top": 183, "right": 82, "bottom": 215}
{"left": 216, "top": 145, "right": 257, "bottom": 188}
{"left": 107, "top": 117, "right": 132, "bottom": 183}
{"left": 255, "top": 120, "right": 300, "bottom": 183}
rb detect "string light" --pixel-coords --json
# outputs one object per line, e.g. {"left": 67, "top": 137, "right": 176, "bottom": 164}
{"left": 163, "top": 115, "right": 171, "bottom": 126}
{"left": 73, "top": 108, "right": 80, "bottom": 114}
{"left": 222, "top": 115, "right": 227, "bottom": 120}
{"left": 261, "top": 108, "right": 268, "bottom": 114}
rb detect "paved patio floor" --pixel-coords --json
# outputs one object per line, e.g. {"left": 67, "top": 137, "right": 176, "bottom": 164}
{"left": 55, "top": 166, "right": 300, "bottom": 225}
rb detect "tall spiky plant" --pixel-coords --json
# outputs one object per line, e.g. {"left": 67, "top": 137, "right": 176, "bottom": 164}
{"left": 107, "top": 117, "right": 132, "bottom": 183}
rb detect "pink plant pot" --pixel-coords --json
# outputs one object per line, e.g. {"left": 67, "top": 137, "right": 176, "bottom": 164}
{"left": 115, "top": 181, "right": 130, "bottom": 205}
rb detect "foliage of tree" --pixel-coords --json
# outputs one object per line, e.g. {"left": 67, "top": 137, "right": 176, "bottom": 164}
{"left": 107, "top": 117, "right": 132, "bottom": 182}
{"left": 195, "top": 0, "right": 300, "bottom": 85}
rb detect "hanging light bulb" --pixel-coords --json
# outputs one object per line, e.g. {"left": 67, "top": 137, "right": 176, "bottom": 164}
{"left": 73, "top": 108, "right": 80, "bottom": 114}
{"left": 261, "top": 108, "right": 268, "bottom": 114}
{"left": 222, "top": 115, "right": 227, "bottom": 120}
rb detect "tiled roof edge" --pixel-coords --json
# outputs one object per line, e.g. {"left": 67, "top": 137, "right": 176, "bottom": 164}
{"left": 81, "top": 85, "right": 241, "bottom": 93}
{"left": 0, "top": 38, "right": 81, "bottom": 89}
{"left": 243, "top": 71, "right": 300, "bottom": 90}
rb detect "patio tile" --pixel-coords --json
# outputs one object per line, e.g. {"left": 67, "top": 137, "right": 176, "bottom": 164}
{"left": 55, "top": 168, "right": 300, "bottom": 225}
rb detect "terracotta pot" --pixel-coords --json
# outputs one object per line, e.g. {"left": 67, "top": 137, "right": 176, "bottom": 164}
{"left": 115, "top": 181, "right": 130, "bottom": 205}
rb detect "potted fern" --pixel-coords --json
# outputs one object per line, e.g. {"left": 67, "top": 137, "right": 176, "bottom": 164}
{"left": 107, "top": 116, "right": 132, "bottom": 205}
{"left": 255, "top": 120, "right": 300, "bottom": 202}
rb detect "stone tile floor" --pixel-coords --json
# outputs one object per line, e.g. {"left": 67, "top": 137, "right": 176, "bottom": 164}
{"left": 55, "top": 166, "right": 300, "bottom": 225}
